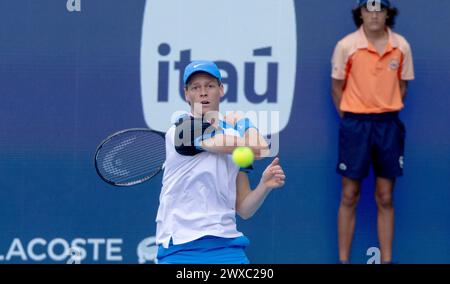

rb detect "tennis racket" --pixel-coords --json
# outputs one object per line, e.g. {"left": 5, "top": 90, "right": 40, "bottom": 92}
{"left": 94, "top": 128, "right": 166, "bottom": 186}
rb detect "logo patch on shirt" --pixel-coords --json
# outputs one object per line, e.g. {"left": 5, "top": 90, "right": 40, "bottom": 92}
{"left": 389, "top": 59, "right": 400, "bottom": 71}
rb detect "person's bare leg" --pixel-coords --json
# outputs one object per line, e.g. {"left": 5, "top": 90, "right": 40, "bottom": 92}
{"left": 375, "top": 177, "right": 395, "bottom": 263}
{"left": 338, "top": 176, "right": 361, "bottom": 263}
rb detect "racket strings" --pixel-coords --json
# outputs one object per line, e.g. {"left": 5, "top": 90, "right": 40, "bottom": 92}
{"left": 112, "top": 166, "right": 162, "bottom": 184}
{"left": 100, "top": 146, "right": 165, "bottom": 172}
{"left": 101, "top": 155, "right": 165, "bottom": 175}
{"left": 100, "top": 141, "right": 165, "bottom": 171}
{"left": 102, "top": 153, "right": 164, "bottom": 178}
{"left": 96, "top": 131, "right": 166, "bottom": 185}
{"left": 100, "top": 152, "right": 164, "bottom": 181}
{"left": 100, "top": 143, "right": 165, "bottom": 173}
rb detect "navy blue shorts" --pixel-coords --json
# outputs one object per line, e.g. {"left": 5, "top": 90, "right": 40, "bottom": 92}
{"left": 337, "top": 112, "right": 406, "bottom": 180}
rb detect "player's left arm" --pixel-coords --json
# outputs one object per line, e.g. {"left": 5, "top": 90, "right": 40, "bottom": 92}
{"left": 235, "top": 158, "right": 285, "bottom": 219}
{"left": 399, "top": 39, "right": 414, "bottom": 102}
{"left": 400, "top": 80, "right": 409, "bottom": 102}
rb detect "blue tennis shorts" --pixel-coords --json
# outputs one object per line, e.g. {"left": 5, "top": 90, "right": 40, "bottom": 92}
{"left": 156, "top": 235, "right": 250, "bottom": 264}
{"left": 337, "top": 112, "right": 406, "bottom": 180}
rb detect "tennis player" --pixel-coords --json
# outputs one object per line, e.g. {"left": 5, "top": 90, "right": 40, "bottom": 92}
{"left": 331, "top": 0, "right": 414, "bottom": 264}
{"left": 155, "top": 61, "right": 286, "bottom": 264}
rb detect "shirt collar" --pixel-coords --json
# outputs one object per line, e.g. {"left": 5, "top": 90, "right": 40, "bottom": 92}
{"left": 356, "top": 26, "right": 398, "bottom": 51}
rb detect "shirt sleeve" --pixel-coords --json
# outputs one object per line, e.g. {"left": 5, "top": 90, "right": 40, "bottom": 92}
{"left": 174, "top": 115, "right": 217, "bottom": 156}
{"left": 331, "top": 41, "right": 348, "bottom": 80}
{"left": 400, "top": 42, "right": 415, "bottom": 81}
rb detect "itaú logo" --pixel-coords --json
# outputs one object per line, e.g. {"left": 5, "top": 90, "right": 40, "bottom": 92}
{"left": 140, "top": 0, "right": 297, "bottom": 136}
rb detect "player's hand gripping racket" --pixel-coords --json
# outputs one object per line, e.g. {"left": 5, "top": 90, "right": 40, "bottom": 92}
{"left": 94, "top": 128, "right": 165, "bottom": 186}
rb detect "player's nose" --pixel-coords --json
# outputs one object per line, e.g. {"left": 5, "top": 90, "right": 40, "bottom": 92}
{"left": 200, "top": 88, "right": 209, "bottom": 97}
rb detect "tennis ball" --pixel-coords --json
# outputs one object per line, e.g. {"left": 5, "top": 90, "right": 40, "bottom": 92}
{"left": 232, "top": 147, "right": 254, "bottom": 168}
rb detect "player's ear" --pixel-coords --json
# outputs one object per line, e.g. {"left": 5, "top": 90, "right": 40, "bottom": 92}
{"left": 184, "top": 87, "right": 191, "bottom": 105}
{"left": 219, "top": 83, "right": 225, "bottom": 98}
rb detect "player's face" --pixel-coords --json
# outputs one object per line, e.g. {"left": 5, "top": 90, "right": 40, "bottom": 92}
{"left": 185, "top": 73, "right": 224, "bottom": 116}
{"left": 360, "top": 6, "right": 388, "bottom": 32}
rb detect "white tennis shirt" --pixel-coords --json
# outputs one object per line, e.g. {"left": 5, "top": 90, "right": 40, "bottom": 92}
{"left": 155, "top": 119, "right": 244, "bottom": 248}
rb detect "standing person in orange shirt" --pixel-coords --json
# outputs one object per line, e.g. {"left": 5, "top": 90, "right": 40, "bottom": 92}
{"left": 331, "top": 0, "right": 414, "bottom": 264}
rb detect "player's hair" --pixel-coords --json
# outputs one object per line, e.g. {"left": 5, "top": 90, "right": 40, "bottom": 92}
{"left": 352, "top": 6, "right": 398, "bottom": 28}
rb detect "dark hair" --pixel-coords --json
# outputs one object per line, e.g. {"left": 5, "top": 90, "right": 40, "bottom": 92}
{"left": 352, "top": 6, "right": 398, "bottom": 28}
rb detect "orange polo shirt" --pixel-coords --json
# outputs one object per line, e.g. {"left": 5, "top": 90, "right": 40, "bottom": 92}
{"left": 331, "top": 27, "right": 414, "bottom": 113}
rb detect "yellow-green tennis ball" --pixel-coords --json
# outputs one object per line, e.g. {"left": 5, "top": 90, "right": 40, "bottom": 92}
{"left": 232, "top": 147, "right": 254, "bottom": 168}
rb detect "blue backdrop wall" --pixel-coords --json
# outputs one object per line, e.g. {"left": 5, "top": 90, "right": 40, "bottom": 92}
{"left": 1, "top": 0, "right": 449, "bottom": 264}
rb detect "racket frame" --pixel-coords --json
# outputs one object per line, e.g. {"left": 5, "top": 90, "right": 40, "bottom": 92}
{"left": 94, "top": 128, "right": 166, "bottom": 187}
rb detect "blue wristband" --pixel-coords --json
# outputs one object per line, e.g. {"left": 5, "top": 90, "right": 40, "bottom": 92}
{"left": 234, "top": 118, "right": 256, "bottom": 137}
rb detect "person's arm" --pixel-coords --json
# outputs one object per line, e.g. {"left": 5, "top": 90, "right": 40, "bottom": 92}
{"left": 243, "top": 128, "right": 269, "bottom": 160}
{"left": 400, "top": 80, "right": 408, "bottom": 102}
{"left": 331, "top": 40, "right": 349, "bottom": 118}
{"left": 399, "top": 39, "right": 414, "bottom": 100}
{"left": 332, "top": 79, "right": 345, "bottom": 118}
{"left": 201, "top": 112, "right": 269, "bottom": 158}
{"left": 174, "top": 115, "right": 266, "bottom": 157}
{"left": 201, "top": 134, "right": 268, "bottom": 158}
{"left": 235, "top": 158, "right": 285, "bottom": 219}
{"left": 228, "top": 111, "right": 269, "bottom": 159}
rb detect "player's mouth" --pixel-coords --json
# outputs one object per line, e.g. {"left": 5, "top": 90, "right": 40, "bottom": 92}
{"left": 200, "top": 100, "right": 210, "bottom": 105}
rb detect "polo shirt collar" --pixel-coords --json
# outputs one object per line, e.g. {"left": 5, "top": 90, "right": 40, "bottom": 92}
{"left": 356, "top": 26, "right": 398, "bottom": 51}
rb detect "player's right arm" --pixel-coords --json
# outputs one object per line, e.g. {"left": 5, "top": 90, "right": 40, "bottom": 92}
{"left": 202, "top": 112, "right": 269, "bottom": 157}
{"left": 225, "top": 112, "right": 269, "bottom": 159}
{"left": 332, "top": 79, "right": 345, "bottom": 118}
{"left": 331, "top": 40, "right": 348, "bottom": 118}
{"left": 400, "top": 80, "right": 408, "bottom": 102}
{"left": 174, "top": 115, "right": 267, "bottom": 157}
{"left": 201, "top": 134, "right": 268, "bottom": 158}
